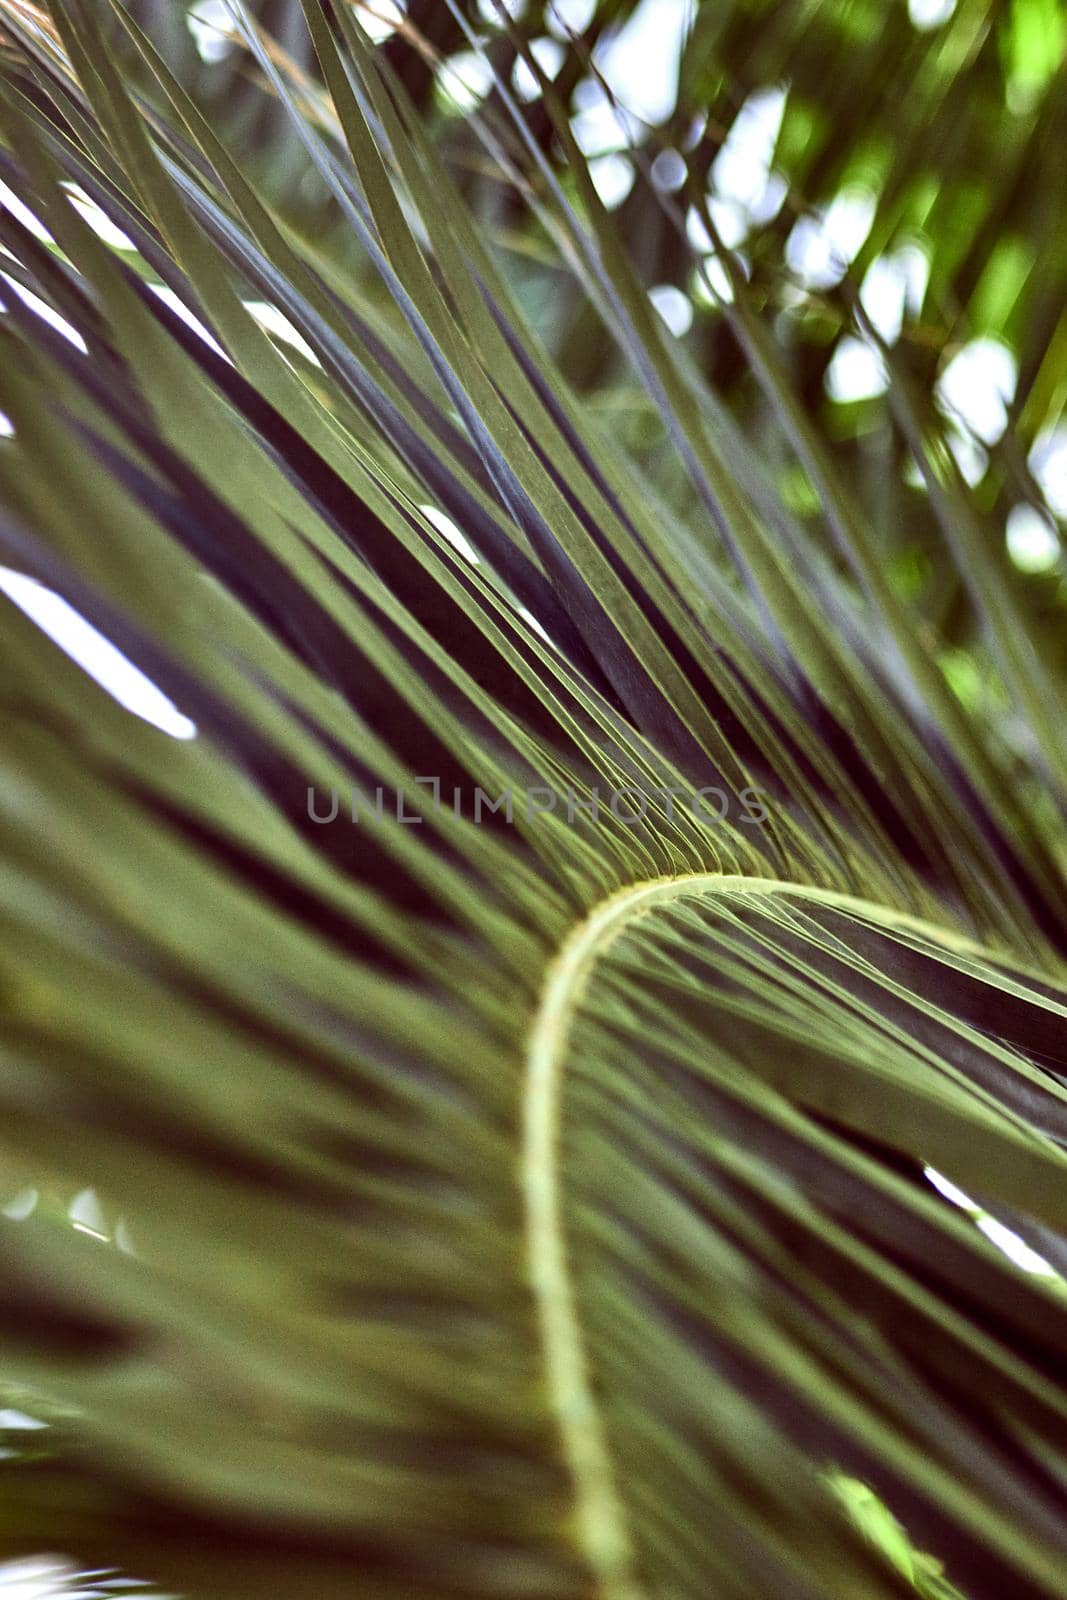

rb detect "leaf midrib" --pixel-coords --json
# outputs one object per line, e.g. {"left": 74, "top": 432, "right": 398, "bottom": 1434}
{"left": 522, "top": 870, "right": 987, "bottom": 1599}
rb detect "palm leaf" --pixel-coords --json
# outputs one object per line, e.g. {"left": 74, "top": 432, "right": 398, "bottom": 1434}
{"left": 0, "top": 3, "right": 1066, "bottom": 1597}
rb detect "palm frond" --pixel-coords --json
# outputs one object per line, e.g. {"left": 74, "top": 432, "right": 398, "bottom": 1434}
{"left": 0, "top": 3, "right": 1066, "bottom": 1597}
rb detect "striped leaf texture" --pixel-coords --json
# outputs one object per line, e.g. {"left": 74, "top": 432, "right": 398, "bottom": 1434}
{"left": 0, "top": 4, "right": 1065, "bottom": 1597}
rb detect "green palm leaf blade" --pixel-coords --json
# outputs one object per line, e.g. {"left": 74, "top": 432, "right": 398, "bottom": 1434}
{"left": 0, "top": 3, "right": 1065, "bottom": 1597}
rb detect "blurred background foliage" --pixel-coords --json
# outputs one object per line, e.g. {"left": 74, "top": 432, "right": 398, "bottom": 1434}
{"left": 123, "top": 0, "right": 1067, "bottom": 743}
